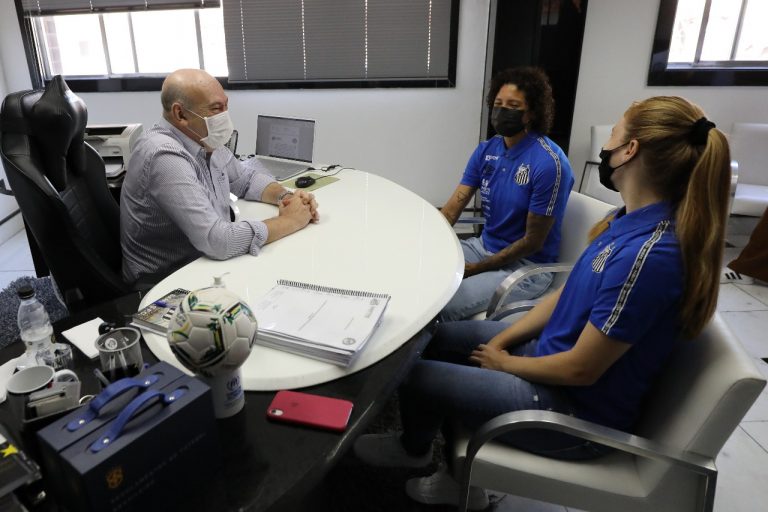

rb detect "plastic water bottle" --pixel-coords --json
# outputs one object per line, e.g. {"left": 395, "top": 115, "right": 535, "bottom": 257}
{"left": 16, "top": 285, "right": 54, "bottom": 371}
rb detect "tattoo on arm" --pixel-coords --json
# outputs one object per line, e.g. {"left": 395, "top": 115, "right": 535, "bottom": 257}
{"left": 477, "top": 212, "right": 556, "bottom": 271}
{"left": 521, "top": 212, "right": 556, "bottom": 252}
{"left": 441, "top": 185, "right": 476, "bottom": 225}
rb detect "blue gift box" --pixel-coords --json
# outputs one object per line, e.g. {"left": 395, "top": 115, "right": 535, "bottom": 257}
{"left": 37, "top": 362, "right": 220, "bottom": 511}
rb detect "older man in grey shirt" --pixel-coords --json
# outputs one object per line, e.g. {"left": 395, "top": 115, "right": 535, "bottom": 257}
{"left": 121, "top": 69, "right": 318, "bottom": 284}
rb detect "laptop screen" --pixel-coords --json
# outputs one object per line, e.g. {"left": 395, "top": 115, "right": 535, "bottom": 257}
{"left": 256, "top": 115, "right": 315, "bottom": 163}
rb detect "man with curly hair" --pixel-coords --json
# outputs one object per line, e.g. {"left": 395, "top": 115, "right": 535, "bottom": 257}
{"left": 439, "top": 67, "right": 574, "bottom": 321}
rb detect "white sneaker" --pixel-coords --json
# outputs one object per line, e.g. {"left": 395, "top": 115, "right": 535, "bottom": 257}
{"left": 406, "top": 470, "right": 489, "bottom": 510}
{"left": 353, "top": 433, "right": 432, "bottom": 468}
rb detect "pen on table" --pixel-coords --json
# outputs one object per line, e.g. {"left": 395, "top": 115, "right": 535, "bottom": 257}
{"left": 93, "top": 368, "right": 110, "bottom": 387}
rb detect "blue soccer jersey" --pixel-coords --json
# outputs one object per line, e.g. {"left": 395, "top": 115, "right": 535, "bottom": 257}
{"left": 460, "top": 133, "right": 574, "bottom": 263}
{"left": 534, "top": 202, "right": 684, "bottom": 431}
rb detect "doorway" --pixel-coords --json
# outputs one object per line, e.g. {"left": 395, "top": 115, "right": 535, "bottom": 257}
{"left": 482, "top": 0, "right": 589, "bottom": 153}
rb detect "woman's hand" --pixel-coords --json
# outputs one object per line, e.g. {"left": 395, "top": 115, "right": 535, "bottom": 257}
{"left": 464, "top": 262, "right": 482, "bottom": 278}
{"left": 469, "top": 344, "right": 510, "bottom": 371}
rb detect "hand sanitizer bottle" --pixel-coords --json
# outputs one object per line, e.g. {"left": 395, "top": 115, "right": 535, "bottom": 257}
{"left": 212, "top": 272, "right": 229, "bottom": 288}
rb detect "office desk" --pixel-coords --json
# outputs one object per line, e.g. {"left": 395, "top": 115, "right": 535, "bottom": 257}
{"left": 142, "top": 169, "right": 464, "bottom": 390}
{"left": 0, "top": 293, "right": 437, "bottom": 511}
{"left": 0, "top": 170, "right": 464, "bottom": 511}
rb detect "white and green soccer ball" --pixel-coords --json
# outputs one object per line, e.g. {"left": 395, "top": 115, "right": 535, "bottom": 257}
{"left": 166, "top": 287, "right": 257, "bottom": 377}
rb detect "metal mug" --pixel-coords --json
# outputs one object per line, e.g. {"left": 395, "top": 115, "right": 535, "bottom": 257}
{"left": 6, "top": 365, "right": 80, "bottom": 423}
{"left": 95, "top": 327, "right": 143, "bottom": 384}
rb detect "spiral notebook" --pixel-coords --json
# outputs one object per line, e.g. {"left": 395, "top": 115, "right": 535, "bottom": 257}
{"left": 252, "top": 280, "right": 391, "bottom": 366}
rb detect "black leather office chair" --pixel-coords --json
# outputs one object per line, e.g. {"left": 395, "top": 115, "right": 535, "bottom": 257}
{"left": 0, "top": 76, "right": 130, "bottom": 313}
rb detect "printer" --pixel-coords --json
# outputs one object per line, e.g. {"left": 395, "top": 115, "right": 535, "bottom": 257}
{"left": 84, "top": 123, "right": 143, "bottom": 182}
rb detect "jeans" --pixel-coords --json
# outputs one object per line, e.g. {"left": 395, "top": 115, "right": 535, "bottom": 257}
{"left": 399, "top": 321, "right": 611, "bottom": 461}
{"left": 439, "top": 237, "right": 553, "bottom": 322}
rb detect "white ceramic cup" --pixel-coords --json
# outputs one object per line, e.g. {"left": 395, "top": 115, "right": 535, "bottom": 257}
{"left": 6, "top": 365, "right": 80, "bottom": 421}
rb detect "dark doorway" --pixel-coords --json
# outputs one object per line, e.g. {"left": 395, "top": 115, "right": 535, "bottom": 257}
{"left": 485, "top": 0, "right": 588, "bottom": 153}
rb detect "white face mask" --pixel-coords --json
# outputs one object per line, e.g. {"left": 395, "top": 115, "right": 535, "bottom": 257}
{"left": 184, "top": 107, "right": 234, "bottom": 150}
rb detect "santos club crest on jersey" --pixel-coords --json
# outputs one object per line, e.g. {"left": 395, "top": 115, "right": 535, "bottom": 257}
{"left": 592, "top": 243, "right": 614, "bottom": 273}
{"left": 514, "top": 164, "right": 531, "bottom": 185}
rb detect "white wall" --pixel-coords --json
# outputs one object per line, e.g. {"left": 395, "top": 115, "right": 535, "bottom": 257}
{"left": 0, "top": 0, "right": 25, "bottom": 244}
{"left": 0, "top": 0, "right": 490, "bottom": 206}
{"left": 569, "top": 0, "right": 768, "bottom": 185}
{"left": 0, "top": 54, "right": 8, "bottom": 99}
{"left": 0, "top": 0, "right": 32, "bottom": 93}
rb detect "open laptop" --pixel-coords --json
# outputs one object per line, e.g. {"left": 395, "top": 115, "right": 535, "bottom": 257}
{"left": 253, "top": 115, "right": 315, "bottom": 181}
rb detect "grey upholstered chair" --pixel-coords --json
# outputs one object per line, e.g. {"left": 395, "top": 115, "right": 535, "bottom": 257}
{"left": 452, "top": 313, "right": 766, "bottom": 512}
{"left": 729, "top": 122, "right": 768, "bottom": 217}
{"left": 467, "top": 191, "right": 615, "bottom": 321}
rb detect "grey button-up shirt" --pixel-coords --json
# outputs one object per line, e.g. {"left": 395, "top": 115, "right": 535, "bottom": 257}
{"left": 120, "top": 119, "right": 275, "bottom": 284}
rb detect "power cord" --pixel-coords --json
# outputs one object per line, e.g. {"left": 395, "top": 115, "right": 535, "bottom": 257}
{"left": 307, "top": 164, "right": 353, "bottom": 178}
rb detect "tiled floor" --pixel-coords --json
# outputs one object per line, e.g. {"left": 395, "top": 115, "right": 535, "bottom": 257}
{"left": 0, "top": 229, "right": 35, "bottom": 291}
{"left": 0, "top": 218, "right": 766, "bottom": 511}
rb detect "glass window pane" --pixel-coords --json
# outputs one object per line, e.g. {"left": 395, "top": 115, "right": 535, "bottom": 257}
{"left": 131, "top": 9, "right": 199, "bottom": 73}
{"left": 668, "top": 0, "right": 707, "bottom": 63}
{"left": 200, "top": 6, "right": 227, "bottom": 76}
{"left": 368, "top": 0, "right": 432, "bottom": 79}
{"left": 43, "top": 14, "right": 107, "bottom": 76}
{"left": 735, "top": 0, "right": 768, "bottom": 61}
{"left": 303, "top": 0, "right": 365, "bottom": 80}
{"left": 223, "top": 1, "right": 304, "bottom": 82}
{"left": 103, "top": 13, "right": 134, "bottom": 74}
{"left": 222, "top": 0, "right": 455, "bottom": 83}
{"left": 30, "top": 2, "right": 454, "bottom": 84}
{"left": 700, "top": 0, "right": 742, "bottom": 61}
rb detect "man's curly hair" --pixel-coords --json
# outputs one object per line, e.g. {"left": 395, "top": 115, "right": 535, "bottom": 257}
{"left": 486, "top": 67, "right": 555, "bottom": 135}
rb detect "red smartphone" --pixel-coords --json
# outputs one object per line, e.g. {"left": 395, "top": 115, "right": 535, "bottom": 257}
{"left": 266, "top": 390, "right": 353, "bottom": 432}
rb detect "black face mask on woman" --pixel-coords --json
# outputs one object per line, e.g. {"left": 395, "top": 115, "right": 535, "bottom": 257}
{"left": 597, "top": 142, "right": 631, "bottom": 192}
{"left": 491, "top": 107, "right": 526, "bottom": 137}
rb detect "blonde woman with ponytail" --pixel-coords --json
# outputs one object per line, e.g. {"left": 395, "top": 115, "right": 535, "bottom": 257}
{"left": 591, "top": 96, "right": 729, "bottom": 339}
{"left": 354, "top": 97, "right": 730, "bottom": 509}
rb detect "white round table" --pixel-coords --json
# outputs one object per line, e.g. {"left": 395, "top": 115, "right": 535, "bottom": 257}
{"left": 141, "top": 169, "right": 463, "bottom": 390}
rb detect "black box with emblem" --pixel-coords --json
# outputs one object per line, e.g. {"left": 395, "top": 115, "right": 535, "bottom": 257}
{"left": 36, "top": 362, "right": 219, "bottom": 511}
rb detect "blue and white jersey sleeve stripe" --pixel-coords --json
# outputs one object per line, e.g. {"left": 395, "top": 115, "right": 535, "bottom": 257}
{"left": 589, "top": 220, "right": 681, "bottom": 343}
{"left": 535, "top": 137, "right": 563, "bottom": 216}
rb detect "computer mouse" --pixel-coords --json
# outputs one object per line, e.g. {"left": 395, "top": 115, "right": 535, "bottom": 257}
{"left": 295, "top": 176, "right": 316, "bottom": 188}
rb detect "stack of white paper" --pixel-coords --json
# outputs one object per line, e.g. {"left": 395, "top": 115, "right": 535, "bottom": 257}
{"left": 252, "top": 280, "right": 391, "bottom": 366}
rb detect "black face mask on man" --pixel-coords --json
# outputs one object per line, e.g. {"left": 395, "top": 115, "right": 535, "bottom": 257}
{"left": 491, "top": 107, "right": 526, "bottom": 137}
{"left": 597, "top": 142, "right": 631, "bottom": 192}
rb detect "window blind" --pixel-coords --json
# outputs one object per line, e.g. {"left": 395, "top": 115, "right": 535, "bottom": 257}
{"left": 20, "top": 0, "right": 219, "bottom": 16}
{"left": 223, "top": 0, "right": 456, "bottom": 83}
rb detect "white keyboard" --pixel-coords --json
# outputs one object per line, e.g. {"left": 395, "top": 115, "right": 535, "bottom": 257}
{"left": 254, "top": 157, "right": 311, "bottom": 181}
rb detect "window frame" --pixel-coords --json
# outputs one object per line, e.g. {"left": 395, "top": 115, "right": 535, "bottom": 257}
{"left": 648, "top": 0, "right": 768, "bottom": 86}
{"left": 14, "top": 0, "right": 460, "bottom": 92}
